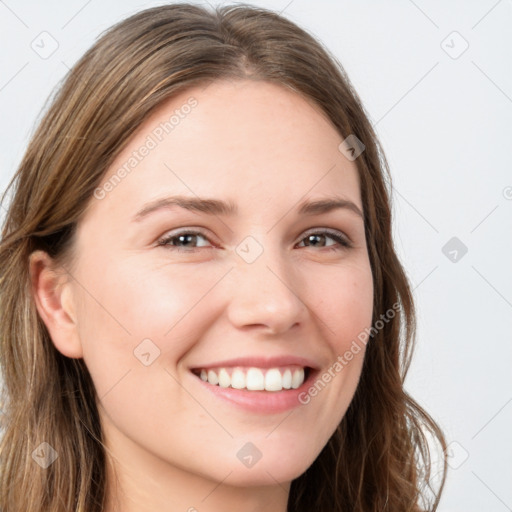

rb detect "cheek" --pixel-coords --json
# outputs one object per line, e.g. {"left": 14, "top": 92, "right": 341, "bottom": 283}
{"left": 298, "top": 261, "right": 373, "bottom": 425}
{"left": 309, "top": 260, "right": 374, "bottom": 349}
{"left": 74, "top": 257, "right": 226, "bottom": 387}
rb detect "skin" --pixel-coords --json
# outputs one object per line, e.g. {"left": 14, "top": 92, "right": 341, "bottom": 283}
{"left": 30, "top": 79, "right": 374, "bottom": 512}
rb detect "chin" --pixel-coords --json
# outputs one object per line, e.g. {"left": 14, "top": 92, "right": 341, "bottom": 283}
{"left": 218, "top": 458, "right": 312, "bottom": 487}
{"left": 204, "top": 439, "right": 322, "bottom": 487}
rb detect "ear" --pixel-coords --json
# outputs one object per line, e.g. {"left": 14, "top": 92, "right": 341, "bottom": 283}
{"left": 29, "top": 250, "right": 83, "bottom": 358}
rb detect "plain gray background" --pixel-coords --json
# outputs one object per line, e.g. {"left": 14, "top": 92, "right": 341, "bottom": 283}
{"left": 1, "top": 1, "right": 511, "bottom": 511}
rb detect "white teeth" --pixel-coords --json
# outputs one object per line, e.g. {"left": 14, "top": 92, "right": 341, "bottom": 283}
{"left": 264, "top": 368, "right": 283, "bottom": 391}
{"left": 207, "top": 369, "right": 219, "bottom": 385}
{"left": 246, "top": 368, "right": 265, "bottom": 390}
{"left": 218, "top": 368, "right": 230, "bottom": 388}
{"left": 291, "top": 368, "right": 304, "bottom": 389}
{"left": 282, "top": 369, "right": 292, "bottom": 389}
{"left": 231, "top": 369, "right": 246, "bottom": 389}
{"left": 196, "top": 366, "right": 306, "bottom": 392}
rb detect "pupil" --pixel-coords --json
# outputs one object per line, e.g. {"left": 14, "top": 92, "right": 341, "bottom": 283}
{"left": 180, "top": 234, "right": 194, "bottom": 246}
{"left": 308, "top": 234, "right": 322, "bottom": 246}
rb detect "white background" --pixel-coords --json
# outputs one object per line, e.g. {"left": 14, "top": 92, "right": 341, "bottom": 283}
{"left": 1, "top": 1, "right": 511, "bottom": 511}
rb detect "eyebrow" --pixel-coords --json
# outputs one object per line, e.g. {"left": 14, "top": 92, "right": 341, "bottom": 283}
{"left": 132, "top": 195, "right": 364, "bottom": 222}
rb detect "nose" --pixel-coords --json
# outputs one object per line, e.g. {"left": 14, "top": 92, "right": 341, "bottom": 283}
{"left": 225, "top": 244, "right": 307, "bottom": 335}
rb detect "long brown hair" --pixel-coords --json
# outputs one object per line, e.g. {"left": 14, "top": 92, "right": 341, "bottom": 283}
{"left": 0, "top": 3, "right": 446, "bottom": 511}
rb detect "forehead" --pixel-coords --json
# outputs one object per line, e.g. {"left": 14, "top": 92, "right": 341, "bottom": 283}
{"left": 87, "top": 79, "right": 362, "bottom": 225}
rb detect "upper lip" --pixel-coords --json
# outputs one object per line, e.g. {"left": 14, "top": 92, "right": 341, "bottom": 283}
{"left": 190, "top": 355, "right": 321, "bottom": 371}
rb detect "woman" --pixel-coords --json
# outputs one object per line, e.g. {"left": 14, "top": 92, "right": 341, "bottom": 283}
{"left": 0, "top": 3, "right": 446, "bottom": 511}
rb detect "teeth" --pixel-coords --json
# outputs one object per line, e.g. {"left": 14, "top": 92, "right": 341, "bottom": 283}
{"left": 246, "top": 368, "right": 265, "bottom": 390}
{"left": 207, "top": 369, "right": 219, "bottom": 385}
{"left": 282, "top": 369, "right": 292, "bottom": 389}
{"left": 196, "top": 366, "right": 306, "bottom": 392}
{"left": 291, "top": 368, "right": 304, "bottom": 389}
{"left": 231, "top": 369, "right": 246, "bottom": 389}
{"left": 265, "top": 368, "right": 282, "bottom": 391}
{"left": 218, "top": 368, "right": 230, "bottom": 388}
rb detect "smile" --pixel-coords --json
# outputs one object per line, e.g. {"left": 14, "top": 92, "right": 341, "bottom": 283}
{"left": 192, "top": 365, "right": 308, "bottom": 391}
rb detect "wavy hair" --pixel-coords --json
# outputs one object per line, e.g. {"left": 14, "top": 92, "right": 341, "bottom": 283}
{"left": 0, "top": 3, "right": 446, "bottom": 511}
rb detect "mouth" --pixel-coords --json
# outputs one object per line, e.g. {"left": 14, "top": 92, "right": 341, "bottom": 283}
{"left": 188, "top": 357, "right": 320, "bottom": 414}
{"left": 191, "top": 365, "right": 312, "bottom": 392}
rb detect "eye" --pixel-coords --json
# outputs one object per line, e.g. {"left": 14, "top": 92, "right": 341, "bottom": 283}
{"left": 296, "top": 229, "right": 353, "bottom": 252}
{"left": 157, "top": 229, "right": 213, "bottom": 252}
{"left": 157, "top": 228, "right": 352, "bottom": 253}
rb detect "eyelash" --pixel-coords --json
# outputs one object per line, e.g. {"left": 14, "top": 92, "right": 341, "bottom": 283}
{"left": 157, "top": 228, "right": 353, "bottom": 253}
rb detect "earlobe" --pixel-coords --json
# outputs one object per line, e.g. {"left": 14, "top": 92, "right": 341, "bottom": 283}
{"left": 29, "top": 250, "right": 84, "bottom": 359}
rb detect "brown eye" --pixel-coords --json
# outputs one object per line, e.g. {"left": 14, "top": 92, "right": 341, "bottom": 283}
{"left": 158, "top": 230, "right": 212, "bottom": 252}
{"left": 297, "top": 229, "right": 352, "bottom": 251}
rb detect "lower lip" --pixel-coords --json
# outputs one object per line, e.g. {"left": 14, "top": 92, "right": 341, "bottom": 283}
{"left": 190, "top": 370, "right": 317, "bottom": 414}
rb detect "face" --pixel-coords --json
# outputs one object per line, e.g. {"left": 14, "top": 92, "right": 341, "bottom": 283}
{"left": 45, "top": 80, "right": 373, "bottom": 494}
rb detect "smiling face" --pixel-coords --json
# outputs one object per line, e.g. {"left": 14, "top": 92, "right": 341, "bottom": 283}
{"left": 36, "top": 79, "right": 374, "bottom": 505}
